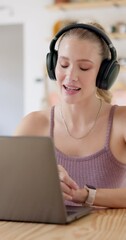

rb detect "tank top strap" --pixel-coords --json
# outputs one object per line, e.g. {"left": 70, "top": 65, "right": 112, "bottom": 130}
{"left": 105, "top": 105, "right": 117, "bottom": 148}
{"left": 50, "top": 106, "right": 55, "bottom": 138}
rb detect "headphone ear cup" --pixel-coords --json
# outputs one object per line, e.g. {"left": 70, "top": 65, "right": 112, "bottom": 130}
{"left": 96, "top": 59, "right": 120, "bottom": 90}
{"left": 46, "top": 50, "right": 58, "bottom": 80}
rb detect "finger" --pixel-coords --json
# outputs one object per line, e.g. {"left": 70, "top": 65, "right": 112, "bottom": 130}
{"left": 63, "top": 192, "right": 73, "bottom": 201}
{"left": 59, "top": 172, "right": 66, "bottom": 182}
{"left": 58, "top": 166, "right": 79, "bottom": 190}
{"left": 62, "top": 174, "right": 79, "bottom": 190}
{"left": 60, "top": 181, "right": 73, "bottom": 196}
{"left": 58, "top": 164, "right": 66, "bottom": 172}
{"left": 60, "top": 181, "right": 73, "bottom": 201}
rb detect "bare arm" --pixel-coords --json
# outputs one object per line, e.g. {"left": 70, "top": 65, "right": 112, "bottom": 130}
{"left": 58, "top": 165, "right": 126, "bottom": 208}
{"left": 94, "top": 188, "right": 126, "bottom": 208}
{"left": 72, "top": 187, "right": 126, "bottom": 208}
{"left": 14, "top": 111, "right": 49, "bottom": 136}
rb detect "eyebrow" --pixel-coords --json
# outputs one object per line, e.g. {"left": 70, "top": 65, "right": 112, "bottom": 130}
{"left": 77, "top": 59, "right": 94, "bottom": 64}
{"left": 59, "top": 56, "right": 94, "bottom": 64}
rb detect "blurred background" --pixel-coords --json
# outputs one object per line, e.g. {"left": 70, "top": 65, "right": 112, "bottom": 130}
{"left": 0, "top": 0, "right": 126, "bottom": 135}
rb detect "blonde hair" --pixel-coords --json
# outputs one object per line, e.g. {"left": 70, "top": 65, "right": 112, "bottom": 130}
{"left": 59, "top": 22, "right": 112, "bottom": 103}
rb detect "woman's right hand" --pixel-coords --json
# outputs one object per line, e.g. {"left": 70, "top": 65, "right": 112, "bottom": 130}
{"left": 58, "top": 165, "right": 79, "bottom": 201}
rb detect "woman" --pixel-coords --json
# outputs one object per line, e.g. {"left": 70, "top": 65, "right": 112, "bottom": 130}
{"left": 15, "top": 22, "right": 126, "bottom": 208}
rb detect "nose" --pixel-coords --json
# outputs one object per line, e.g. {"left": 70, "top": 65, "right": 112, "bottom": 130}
{"left": 66, "top": 67, "right": 78, "bottom": 82}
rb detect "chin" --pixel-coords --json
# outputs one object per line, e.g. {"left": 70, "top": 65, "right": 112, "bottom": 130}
{"left": 63, "top": 97, "right": 78, "bottom": 105}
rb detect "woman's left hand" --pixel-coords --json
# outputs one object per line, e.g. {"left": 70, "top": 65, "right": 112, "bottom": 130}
{"left": 71, "top": 188, "right": 88, "bottom": 204}
{"left": 58, "top": 165, "right": 88, "bottom": 204}
{"left": 58, "top": 164, "right": 79, "bottom": 201}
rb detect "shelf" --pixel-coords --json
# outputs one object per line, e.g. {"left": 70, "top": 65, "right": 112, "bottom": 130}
{"left": 120, "top": 66, "right": 126, "bottom": 72}
{"left": 47, "top": 0, "right": 126, "bottom": 10}
{"left": 109, "top": 33, "right": 126, "bottom": 39}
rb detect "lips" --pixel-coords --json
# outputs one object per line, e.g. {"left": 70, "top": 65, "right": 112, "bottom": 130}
{"left": 63, "top": 85, "right": 81, "bottom": 91}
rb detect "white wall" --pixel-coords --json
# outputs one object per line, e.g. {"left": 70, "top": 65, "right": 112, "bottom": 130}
{"left": 0, "top": 24, "right": 23, "bottom": 135}
{"left": 0, "top": 0, "right": 54, "bottom": 116}
{"left": 0, "top": 1, "right": 126, "bottom": 117}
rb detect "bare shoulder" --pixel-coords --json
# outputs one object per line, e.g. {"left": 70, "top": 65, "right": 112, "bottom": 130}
{"left": 14, "top": 108, "right": 51, "bottom": 136}
{"left": 114, "top": 105, "right": 126, "bottom": 121}
{"left": 114, "top": 105, "right": 126, "bottom": 139}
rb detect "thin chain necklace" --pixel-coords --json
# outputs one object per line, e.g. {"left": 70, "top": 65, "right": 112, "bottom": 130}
{"left": 60, "top": 99, "right": 102, "bottom": 140}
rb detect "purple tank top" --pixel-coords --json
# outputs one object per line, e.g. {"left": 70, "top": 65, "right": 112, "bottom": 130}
{"left": 50, "top": 105, "right": 126, "bottom": 189}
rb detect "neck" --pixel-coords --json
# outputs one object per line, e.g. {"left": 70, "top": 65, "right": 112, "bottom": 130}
{"left": 59, "top": 98, "right": 103, "bottom": 140}
{"left": 60, "top": 98, "right": 101, "bottom": 124}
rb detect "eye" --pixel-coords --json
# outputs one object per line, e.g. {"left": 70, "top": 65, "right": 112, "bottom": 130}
{"left": 80, "top": 67, "right": 89, "bottom": 71}
{"left": 60, "top": 64, "right": 68, "bottom": 68}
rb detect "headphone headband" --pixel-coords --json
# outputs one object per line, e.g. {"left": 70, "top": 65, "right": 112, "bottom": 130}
{"left": 49, "top": 23, "right": 117, "bottom": 60}
{"left": 46, "top": 23, "right": 120, "bottom": 90}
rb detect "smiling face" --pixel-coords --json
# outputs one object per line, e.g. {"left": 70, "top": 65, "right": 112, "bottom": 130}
{"left": 55, "top": 29, "right": 108, "bottom": 105}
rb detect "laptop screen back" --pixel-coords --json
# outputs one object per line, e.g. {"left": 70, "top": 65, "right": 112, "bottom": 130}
{"left": 0, "top": 136, "right": 68, "bottom": 223}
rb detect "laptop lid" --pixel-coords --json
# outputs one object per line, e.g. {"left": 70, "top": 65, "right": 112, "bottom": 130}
{"left": 0, "top": 136, "right": 91, "bottom": 224}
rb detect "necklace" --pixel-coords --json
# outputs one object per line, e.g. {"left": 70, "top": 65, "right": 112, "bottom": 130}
{"left": 60, "top": 99, "right": 102, "bottom": 140}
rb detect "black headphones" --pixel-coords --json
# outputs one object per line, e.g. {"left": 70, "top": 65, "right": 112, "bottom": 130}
{"left": 46, "top": 23, "right": 120, "bottom": 90}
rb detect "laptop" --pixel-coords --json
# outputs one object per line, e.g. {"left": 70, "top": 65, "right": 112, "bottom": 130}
{"left": 0, "top": 136, "right": 92, "bottom": 224}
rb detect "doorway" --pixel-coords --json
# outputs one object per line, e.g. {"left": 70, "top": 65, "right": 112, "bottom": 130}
{"left": 0, "top": 24, "right": 24, "bottom": 135}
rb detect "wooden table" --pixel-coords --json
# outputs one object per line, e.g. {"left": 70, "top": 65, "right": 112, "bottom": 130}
{"left": 0, "top": 208, "right": 126, "bottom": 240}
